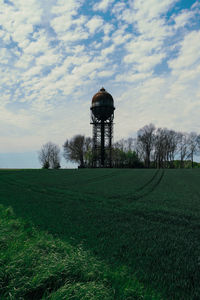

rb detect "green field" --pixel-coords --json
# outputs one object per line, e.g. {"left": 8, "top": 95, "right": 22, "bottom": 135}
{"left": 0, "top": 169, "right": 200, "bottom": 299}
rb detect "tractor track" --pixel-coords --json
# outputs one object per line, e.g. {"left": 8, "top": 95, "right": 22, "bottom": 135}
{"left": 128, "top": 169, "right": 165, "bottom": 201}
{"left": 108, "top": 169, "right": 165, "bottom": 202}
{"left": 135, "top": 169, "right": 160, "bottom": 192}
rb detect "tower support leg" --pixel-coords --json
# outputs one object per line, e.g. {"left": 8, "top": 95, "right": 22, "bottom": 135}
{"left": 91, "top": 114, "right": 114, "bottom": 168}
{"left": 101, "top": 122, "right": 105, "bottom": 167}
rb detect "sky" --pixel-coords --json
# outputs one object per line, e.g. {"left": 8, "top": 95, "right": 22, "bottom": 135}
{"left": 0, "top": 0, "right": 200, "bottom": 168}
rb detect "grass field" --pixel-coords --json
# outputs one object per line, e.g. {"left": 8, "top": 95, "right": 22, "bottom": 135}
{"left": 0, "top": 168, "right": 200, "bottom": 299}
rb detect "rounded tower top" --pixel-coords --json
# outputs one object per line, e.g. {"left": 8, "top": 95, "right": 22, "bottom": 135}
{"left": 92, "top": 87, "right": 114, "bottom": 106}
{"left": 91, "top": 87, "right": 115, "bottom": 121}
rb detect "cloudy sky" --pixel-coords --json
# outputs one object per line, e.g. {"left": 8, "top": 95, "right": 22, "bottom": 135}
{"left": 0, "top": 0, "right": 200, "bottom": 168}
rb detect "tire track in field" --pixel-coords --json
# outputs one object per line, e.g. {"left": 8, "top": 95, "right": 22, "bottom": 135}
{"left": 127, "top": 169, "right": 165, "bottom": 201}
{"left": 135, "top": 169, "right": 160, "bottom": 192}
{"left": 0, "top": 169, "right": 165, "bottom": 204}
{"left": 109, "top": 169, "right": 164, "bottom": 202}
{"left": 108, "top": 169, "right": 163, "bottom": 201}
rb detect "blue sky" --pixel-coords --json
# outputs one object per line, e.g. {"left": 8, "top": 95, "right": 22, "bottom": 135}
{"left": 0, "top": 0, "right": 200, "bottom": 168}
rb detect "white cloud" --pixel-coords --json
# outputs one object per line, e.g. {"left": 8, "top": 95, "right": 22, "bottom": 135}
{"left": 86, "top": 16, "right": 104, "bottom": 35}
{"left": 133, "top": 0, "right": 176, "bottom": 21}
{"left": 103, "top": 23, "right": 114, "bottom": 36}
{"left": 116, "top": 0, "right": 174, "bottom": 78}
{"left": 123, "top": 34, "right": 166, "bottom": 73}
{"left": 112, "top": 26, "right": 131, "bottom": 45}
{"left": 98, "top": 70, "right": 115, "bottom": 77}
{"left": 72, "top": 60, "right": 103, "bottom": 78}
{"left": 61, "top": 29, "right": 89, "bottom": 42}
{"left": 101, "top": 44, "right": 115, "bottom": 57}
{"left": 173, "top": 10, "right": 194, "bottom": 29}
{"left": 126, "top": 53, "right": 166, "bottom": 72}
{"left": 0, "top": 47, "right": 13, "bottom": 64}
{"left": 168, "top": 30, "right": 200, "bottom": 71}
{"left": 115, "top": 71, "right": 152, "bottom": 83}
{"left": 93, "top": 0, "right": 114, "bottom": 12}
{"left": 23, "top": 65, "right": 42, "bottom": 79}
{"left": 52, "top": 0, "right": 82, "bottom": 15}
{"left": 166, "top": 30, "right": 200, "bottom": 112}
{"left": 50, "top": 0, "right": 87, "bottom": 43}
{"left": 51, "top": 15, "right": 74, "bottom": 33}
{"left": 0, "top": 0, "right": 42, "bottom": 47}
{"left": 36, "top": 52, "right": 60, "bottom": 67}
{"left": 24, "top": 31, "right": 50, "bottom": 55}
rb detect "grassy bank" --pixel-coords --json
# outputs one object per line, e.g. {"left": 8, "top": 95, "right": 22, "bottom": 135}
{"left": 0, "top": 204, "right": 160, "bottom": 299}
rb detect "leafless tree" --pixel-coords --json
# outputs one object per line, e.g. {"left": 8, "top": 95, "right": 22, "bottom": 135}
{"left": 114, "top": 139, "right": 125, "bottom": 151}
{"left": 197, "top": 134, "right": 200, "bottom": 153}
{"left": 166, "top": 130, "right": 179, "bottom": 167}
{"left": 137, "top": 123, "right": 156, "bottom": 168}
{"left": 177, "top": 132, "right": 189, "bottom": 168}
{"left": 63, "top": 135, "right": 92, "bottom": 167}
{"left": 38, "top": 142, "right": 61, "bottom": 169}
{"left": 153, "top": 128, "right": 166, "bottom": 168}
{"left": 187, "top": 132, "right": 199, "bottom": 168}
{"left": 84, "top": 137, "right": 92, "bottom": 166}
{"left": 125, "top": 137, "right": 135, "bottom": 152}
{"left": 153, "top": 128, "right": 178, "bottom": 168}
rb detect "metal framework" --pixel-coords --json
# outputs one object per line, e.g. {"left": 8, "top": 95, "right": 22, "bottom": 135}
{"left": 90, "top": 112, "right": 114, "bottom": 167}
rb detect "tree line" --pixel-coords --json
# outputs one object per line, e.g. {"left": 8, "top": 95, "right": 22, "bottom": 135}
{"left": 136, "top": 124, "right": 200, "bottom": 168}
{"left": 38, "top": 124, "right": 200, "bottom": 169}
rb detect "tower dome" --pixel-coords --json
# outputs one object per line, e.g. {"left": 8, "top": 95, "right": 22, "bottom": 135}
{"left": 91, "top": 87, "right": 115, "bottom": 121}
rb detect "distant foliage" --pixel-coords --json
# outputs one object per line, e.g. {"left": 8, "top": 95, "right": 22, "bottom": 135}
{"left": 112, "top": 139, "right": 143, "bottom": 168}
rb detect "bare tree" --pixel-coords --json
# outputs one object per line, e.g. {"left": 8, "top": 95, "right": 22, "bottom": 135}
{"left": 137, "top": 123, "right": 156, "bottom": 168}
{"left": 166, "top": 130, "right": 179, "bottom": 168}
{"left": 177, "top": 132, "right": 189, "bottom": 168}
{"left": 114, "top": 139, "right": 125, "bottom": 151}
{"left": 154, "top": 128, "right": 166, "bottom": 168}
{"left": 153, "top": 128, "right": 178, "bottom": 168}
{"left": 125, "top": 137, "right": 135, "bottom": 152}
{"left": 197, "top": 134, "right": 200, "bottom": 154}
{"left": 84, "top": 137, "right": 92, "bottom": 166}
{"left": 38, "top": 142, "right": 61, "bottom": 169}
{"left": 63, "top": 135, "right": 92, "bottom": 167}
{"left": 187, "top": 132, "right": 199, "bottom": 168}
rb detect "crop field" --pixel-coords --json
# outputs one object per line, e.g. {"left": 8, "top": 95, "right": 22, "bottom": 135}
{"left": 0, "top": 168, "right": 200, "bottom": 299}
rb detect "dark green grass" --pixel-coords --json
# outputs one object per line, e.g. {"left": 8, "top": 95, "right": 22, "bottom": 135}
{"left": 0, "top": 169, "right": 200, "bottom": 299}
{"left": 0, "top": 205, "right": 114, "bottom": 299}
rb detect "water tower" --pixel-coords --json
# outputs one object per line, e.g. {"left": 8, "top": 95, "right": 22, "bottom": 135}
{"left": 90, "top": 87, "right": 115, "bottom": 167}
